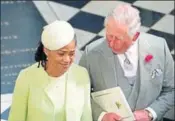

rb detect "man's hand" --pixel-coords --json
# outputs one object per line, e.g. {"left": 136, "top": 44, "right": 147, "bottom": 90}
{"left": 102, "top": 112, "right": 121, "bottom": 121}
{"left": 134, "top": 110, "right": 152, "bottom": 121}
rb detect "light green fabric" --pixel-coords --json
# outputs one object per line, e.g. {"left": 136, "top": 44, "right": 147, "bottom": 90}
{"left": 8, "top": 63, "right": 93, "bottom": 121}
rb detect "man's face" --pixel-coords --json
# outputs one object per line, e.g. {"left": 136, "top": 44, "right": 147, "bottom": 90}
{"left": 105, "top": 17, "right": 133, "bottom": 54}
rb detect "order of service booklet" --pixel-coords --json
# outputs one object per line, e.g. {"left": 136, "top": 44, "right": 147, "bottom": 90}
{"left": 91, "top": 87, "right": 135, "bottom": 121}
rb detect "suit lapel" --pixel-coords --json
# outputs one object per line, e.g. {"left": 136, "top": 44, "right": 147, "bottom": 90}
{"left": 65, "top": 65, "right": 77, "bottom": 121}
{"left": 28, "top": 65, "right": 55, "bottom": 112}
{"left": 38, "top": 67, "right": 55, "bottom": 108}
{"left": 99, "top": 41, "right": 118, "bottom": 88}
{"left": 136, "top": 34, "right": 157, "bottom": 108}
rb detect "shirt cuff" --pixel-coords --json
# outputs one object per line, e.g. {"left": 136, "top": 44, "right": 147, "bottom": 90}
{"left": 145, "top": 107, "right": 157, "bottom": 121}
{"left": 98, "top": 112, "right": 107, "bottom": 121}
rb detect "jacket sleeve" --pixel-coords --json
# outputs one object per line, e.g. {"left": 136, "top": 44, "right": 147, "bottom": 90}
{"left": 8, "top": 70, "right": 29, "bottom": 121}
{"left": 81, "top": 69, "right": 93, "bottom": 121}
{"left": 79, "top": 47, "right": 105, "bottom": 121}
{"left": 149, "top": 39, "right": 174, "bottom": 121}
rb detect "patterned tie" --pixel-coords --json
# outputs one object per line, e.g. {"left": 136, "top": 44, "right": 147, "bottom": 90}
{"left": 124, "top": 53, "right": 133, "bottom": 71}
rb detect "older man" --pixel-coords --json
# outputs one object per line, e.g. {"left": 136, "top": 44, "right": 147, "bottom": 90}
{"left": 79, "top": 4, "right": 174, "bottom": 121}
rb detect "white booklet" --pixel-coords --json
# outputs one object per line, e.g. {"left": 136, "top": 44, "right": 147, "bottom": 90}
{"left": 91, "top": 87, "right": 135, "bottom": 121}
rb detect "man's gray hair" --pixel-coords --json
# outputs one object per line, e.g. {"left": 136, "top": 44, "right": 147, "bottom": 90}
{"left": 104, "top": 4, "right": 141, "bottom": 38}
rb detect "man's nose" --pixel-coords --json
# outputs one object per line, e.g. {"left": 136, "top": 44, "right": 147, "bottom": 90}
{"left": 109, "top": 40, "right": 113, "bottom": 48}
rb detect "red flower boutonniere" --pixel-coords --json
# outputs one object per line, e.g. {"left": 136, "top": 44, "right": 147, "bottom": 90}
{"left": 145, "top": 54, "right": 153, "bottom": 63}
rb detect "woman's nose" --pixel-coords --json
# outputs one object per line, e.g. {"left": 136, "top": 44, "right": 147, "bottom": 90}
{"left": 63, "top": 55, "right": 70, "bottom": 63}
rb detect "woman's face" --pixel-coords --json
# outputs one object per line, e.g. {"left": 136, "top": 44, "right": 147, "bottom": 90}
{"left": 105, "top": 17, "right": 133, "bottom": 54}
{"left": 44, "top": 40, "right": 76, "bottom": 73}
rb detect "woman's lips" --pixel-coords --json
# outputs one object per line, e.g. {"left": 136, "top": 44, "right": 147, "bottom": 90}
{"left": 61, "top": 64, "right": 69, "bottom": 68}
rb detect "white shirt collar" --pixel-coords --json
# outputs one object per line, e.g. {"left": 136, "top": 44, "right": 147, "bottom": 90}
{"left": 117, "top": 38, "right": 139, "bottom": 77}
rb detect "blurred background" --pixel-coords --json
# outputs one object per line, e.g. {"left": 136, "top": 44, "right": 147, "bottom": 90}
{"left": 1, "top": 1, "right": 174, "bottom": 121}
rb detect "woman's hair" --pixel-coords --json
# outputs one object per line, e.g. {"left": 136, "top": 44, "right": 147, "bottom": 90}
{"left": 35, "top": 34, "right": 77, "bottom": 69}
{"left": 35, "top": 41, "right": 47, "bottom": 69}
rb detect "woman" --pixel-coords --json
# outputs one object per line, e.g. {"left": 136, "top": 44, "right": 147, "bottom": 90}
{"left": 8, "top": 20, "right": 92, "bottom": 121}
